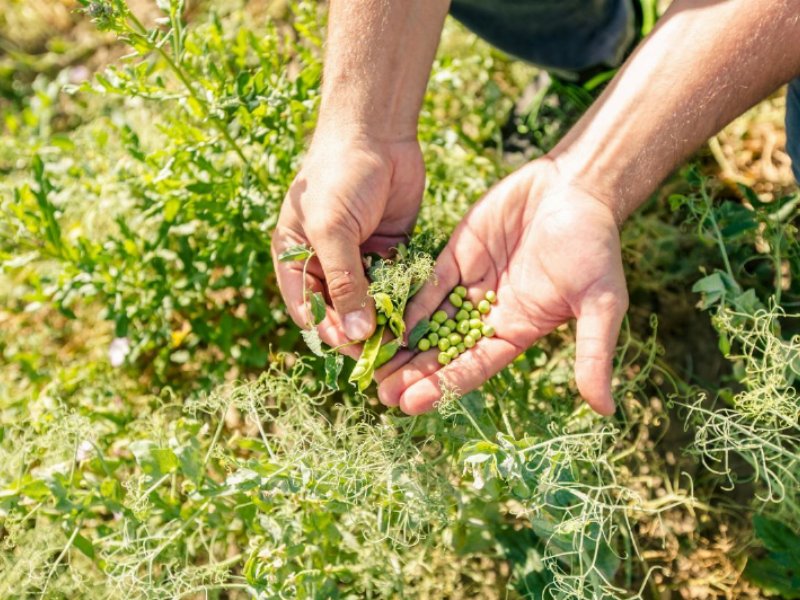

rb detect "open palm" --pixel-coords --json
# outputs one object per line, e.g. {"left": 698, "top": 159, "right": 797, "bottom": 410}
{"left": 376, "top": 159, "right": 628, "bottom": 416}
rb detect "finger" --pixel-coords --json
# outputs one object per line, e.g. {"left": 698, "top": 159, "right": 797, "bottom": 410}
{"left": 281, "top": 268, "right": 362, "bottom": 360}
{"left": 374, "top": 348, "right": 415, "bottom": 387}
{"left": 272, "top": 228, "right": 317, "bottom": 329}
{"left": 378, "top": 350, "right": 441, "bottom": 407}
{"left": 271, "top": 233, "right": 361, "bottom": 360}
{"left": 574, "top": 292, "right": 628, "bottom": 416}
{"left": 317, "top": 309, "right": 362, "bottom": 360}
{"left": 402, "top": 245, "right": 460, "bottom": 344}
{"left": 306, "top": 222, "right": 376, "bottom": 342}
{"left": 392, "top": 336, "right": 524, "bottom": 415}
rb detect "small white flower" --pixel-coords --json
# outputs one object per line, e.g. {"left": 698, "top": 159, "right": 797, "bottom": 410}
{"left": 109, "top": 337, "right": 131, "bottom": 367}
{"left": 76, "top": 440, "right": 94, "bottom": 462}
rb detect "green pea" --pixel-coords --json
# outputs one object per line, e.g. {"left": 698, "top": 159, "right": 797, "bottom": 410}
{"left": 438, "top": 338, "right": 451, "bottom": 351}
{"left": 462, "top": 300, "right": 474, "bottom": 312}
{"left": 438, "top": 352, "right": 451, "bottom": 366}
{"left": 432, "top": 310, "right": 448, "bottom": 324}
{"left": 482, "top": 324, "right": 495, "bottom": 337}
{"left": 478, "top": 299, "right": 491, "bottom": 314}
{"left": 454, "top": 285, "right": 467, "bottom": 298}
{"left": 376, "top": 313, "right": 387, "bottom": 325}
{"left": 447, "top": 346, "right": 459, "bottom": 358}
{"left": 457, "top": 320, "right": 470, "bottom": 335}
{"left": 448, "top": 333, "right": 462, "bottom": 345}
{"left": 428, "top": 332, "right": 439, "bottom": 345}
{"left": 469, "top": 318, "right": 483, "bottom": 330}
{"left": 469, "top": 328, "right": 482, "bottom": 340}
{"left": 457, "top": 343, "right": 466, "bottom": 354}
{"left": 464, "top": 334, "right": 476, "bottom": 348}
{"left": 455, "top": 309, "right": 469, "bottom": 322}
{"left": 438, "top": 326, "right": 451, "bottom": 337}
{"left": 485, "top": 290, "right": 497, "bottom": 304}
{"left": 449, "top": 292, "right": 463, "bottom": 308}
{"left": 445, "top": 319, "right": 457, "bottom": 330}
{"left": 429, "top": 321, "right": 440, "bottom": 332}
{"left": 418, "top": 338, "right": 431, "bottom": 352}
{"left": 470, "top": 310, "right": 481, "bottom": 319}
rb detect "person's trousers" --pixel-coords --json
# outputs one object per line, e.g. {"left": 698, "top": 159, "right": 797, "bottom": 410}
{"left": 450, "top": 0, "right": 800, "bottom": 182}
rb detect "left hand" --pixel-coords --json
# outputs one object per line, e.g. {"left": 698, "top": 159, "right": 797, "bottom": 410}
{"left": 375, "top": 158, "right": 629, "bottom": 416}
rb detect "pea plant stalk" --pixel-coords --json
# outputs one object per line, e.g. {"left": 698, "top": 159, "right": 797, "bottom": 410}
{"left": 79, "top": 0, "right": 267, "bottom": 189}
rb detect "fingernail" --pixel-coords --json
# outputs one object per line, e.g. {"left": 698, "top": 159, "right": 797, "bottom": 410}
{"left": 343, "top": 309, "right": 372, "bottom": 341}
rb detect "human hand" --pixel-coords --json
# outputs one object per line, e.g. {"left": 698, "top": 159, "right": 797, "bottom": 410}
{"left": 376, "top": 158, "right": 628, "bottom": 415}
{"left": 271, "top": 132, "right": 424, "bottom": 357}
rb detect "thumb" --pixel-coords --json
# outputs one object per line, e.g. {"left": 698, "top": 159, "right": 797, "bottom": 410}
{"left": 307, "top": 223, "right": 375, "bottom": 341}
{"left": 574, "top": 291, "right": 628, "bottom": 416}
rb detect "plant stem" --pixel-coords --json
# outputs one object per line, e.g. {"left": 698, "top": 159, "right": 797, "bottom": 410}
{"left": 700, "top": 180, "right": 739, "bottom": 291}
{"left": 124, "top": 10, "right": 267, "bottom": 189}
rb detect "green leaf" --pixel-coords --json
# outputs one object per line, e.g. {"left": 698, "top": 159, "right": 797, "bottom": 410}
{"left": 73, "top": 532, "right": 95, "bottom": 560}
{"left": 349, "top": 325, "right": 385, "bottom": 392}
{"left": 745, "top": 556, "right": 800, "bottom": 599}
{"left": 744, "top": 515, "right": 800, "bottom": 598}
{"left": 278, "top": 244, "right": 313, "bottom": 262}
{"left": 18, "top": 477, "right": 51, "bottom": 501}
{"left": 753, "top": 515, "right": 800, "bottom": 556}
{"left": 130, "top": 440, "right": 179, "bottom": 479}
{"left": 737, "top": 183, "right": 763, "bottom": 207}
{"left": 720, "top": 217, "right": 758, "bottom": 239}
{"left": 408, "top": 319, "right": 430, "bottom": 349}
{"left": 163, "top": 198, "right": 181, "bottom": 222}
{"left": 692, "top": 271, "right": 735, "bottom": 310}
{"left": 176, "top": 439, "right": 203, "bottom": 483}
{"left": 324, "top": 353, "right": 344, "bottom": 390}
{"left": 373, "top": 292, "right": 393, "bottom": 317}
{"left": 310, "top": 292, "right": 326, "bottom": 325}
{"left": 375, "top": 338, "right": 400, "bottom": 369}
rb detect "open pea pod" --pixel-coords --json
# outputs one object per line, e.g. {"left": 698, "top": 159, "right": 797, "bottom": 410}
{"left": 348, "top": 324, "right": 386, "bottom": 392}
{"left": 375, "top": 338, "right": 401, "bottom": 369}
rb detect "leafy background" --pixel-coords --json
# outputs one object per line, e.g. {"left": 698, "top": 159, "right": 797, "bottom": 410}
{"left": 1, "top": 1, "right": 799, "bottom": 598}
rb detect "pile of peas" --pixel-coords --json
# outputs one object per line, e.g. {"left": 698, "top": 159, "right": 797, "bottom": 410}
{"left": 416, "top": 285, "right": 497, "bottom": 366}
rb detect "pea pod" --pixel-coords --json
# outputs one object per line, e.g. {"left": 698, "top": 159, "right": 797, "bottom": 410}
{"left": 389, "top": 312, "right": 405, "bottom": 338}
{"left": 375, "top": 338, "right": 401, "bottom": 369}
{"left": 408, "top": 318, "right": 431, "bottom": 349}
{"left": 349, "top": 325, "right": 386, "bottom": 392}
{"left": 373, "top": 292, "right": 394, "bottom": 317}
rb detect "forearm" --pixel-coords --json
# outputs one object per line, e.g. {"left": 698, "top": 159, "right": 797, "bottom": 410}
{"left": 553, "top": 0, "right": 800, "bottom": 223}
{"left": 317, "top": 0, "right": 450, "bottom": 142}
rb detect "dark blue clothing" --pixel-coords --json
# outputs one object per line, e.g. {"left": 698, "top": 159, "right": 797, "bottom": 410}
{"left": 450, "top": 0, "right": 635, "bottom": 71}
{"left": 449, "top": 0, "right": 800, "bottom": 181}
{"left": 787, "top": 78, "right": 800, "bottom": 182}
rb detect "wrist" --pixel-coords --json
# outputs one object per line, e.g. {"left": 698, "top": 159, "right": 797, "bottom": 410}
{"left": 548, "top": 147, "right": 651, "bottom": 227}
{"left": 309, "top": 122, "right": 419, "bottom": 160}
{"left": 316, "top": 95, "right": 419, "bottom": 144}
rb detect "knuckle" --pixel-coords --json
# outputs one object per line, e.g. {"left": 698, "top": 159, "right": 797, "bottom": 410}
{"left": 326, "top": 269, "right": 361, "bottom": 300}
{"left": 594, "top": 290, "right": 628, "bottom": 314}
{"left": 305, "top": 216, "right": 355, "bottom": 244}
{"left": 576, "top": 352, "right": 609, "bottom": 364}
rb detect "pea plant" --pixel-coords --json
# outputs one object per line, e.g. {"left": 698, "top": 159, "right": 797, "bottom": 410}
{"left": 670, "top": 172, "right": 800, "bottom": 591}
{"left": 4, "top": 0, "right": 800, "bottom": 599}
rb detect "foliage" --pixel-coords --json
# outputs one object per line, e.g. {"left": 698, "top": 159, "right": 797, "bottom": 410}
{"left": 744, "top": 514, "right": 800, "bottom": 598}
{"left": 2, "top": 1, "right": 800, "bottom": 599}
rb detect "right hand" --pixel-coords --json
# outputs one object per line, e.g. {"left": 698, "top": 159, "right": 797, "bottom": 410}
{"left": 271, "top": 131, "right": 425, "bottom": 356}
